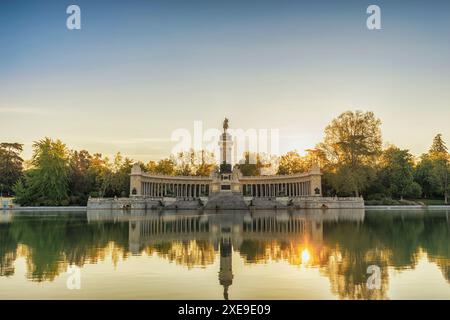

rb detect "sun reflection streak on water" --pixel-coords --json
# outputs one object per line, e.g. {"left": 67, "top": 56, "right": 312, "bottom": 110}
{"left": 301, "top": 248, "right": 311, "bottom": 265}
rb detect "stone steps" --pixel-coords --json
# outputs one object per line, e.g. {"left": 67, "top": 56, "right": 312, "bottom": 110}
{"left": 249, "top": 198, "right": 287, "bottom": 209}
{"left": 204, "top": 192, "right": 248, "bottom": 210}
{"left": 165, "top": 199, "right": 204, "bottom": 210}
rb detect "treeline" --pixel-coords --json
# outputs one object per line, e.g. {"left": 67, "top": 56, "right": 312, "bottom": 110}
{"left": 228, "top": 111, "right": 449, "bottom": 204}
{"left": 277, "top": 111, "right": 449, "bottom": 204}
{"left": 9, "top": 138, "right": 134, "bottom": 206}
{"left": 0, "top": 110, "right": 449, "bottom": 206}
{"left": 0, "top": 140, "right": 218, "bottom": 206}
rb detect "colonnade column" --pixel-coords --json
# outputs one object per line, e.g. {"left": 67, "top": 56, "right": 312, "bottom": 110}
{"left": 141, "top": 182, "right": 211, "bottom": 198}
{"left": 241, "top": 180, "right": 315, "bottom": 198}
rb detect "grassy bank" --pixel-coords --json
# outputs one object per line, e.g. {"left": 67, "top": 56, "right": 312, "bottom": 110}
{"left": 365, "top": 198, "right": 447, "bottom": 206}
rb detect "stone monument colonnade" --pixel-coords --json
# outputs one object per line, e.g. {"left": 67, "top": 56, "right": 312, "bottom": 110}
{"left": 129, "top": 165, "right": 321, "bottom": 199}
{"left": 129, "top": 118, "right": 322, "bottom": 200}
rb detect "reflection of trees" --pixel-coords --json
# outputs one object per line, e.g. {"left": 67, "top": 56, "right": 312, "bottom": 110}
{"left": 238, "top": 212, "right": 449, "bottom": 299}
{"left": 239, "top": 240, "right": 273, "bottom": 263}
{"left": 317, "top": 212, "right": 448, "bottom": 299}
{"left": 0, "top": 214, "right": 129, "bottom": 281}
{"left": 239, "top": 240, "right": 326, "bottom": 266}
{"left": 144, "top": 240, "right": 215, "bottom": 269}
{"left": 419, "top": 214, "right": 450, "bottom": 282}
{"left": 0, "top": 223, "right": 17, "bottom": 276}
{"left": 1, "top": 211, "right": 448, "bottom": 299}
{"left": 320, "top": 247, "right": 390, "bottom": 300}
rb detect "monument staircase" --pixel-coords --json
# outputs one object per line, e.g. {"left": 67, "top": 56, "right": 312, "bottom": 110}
{"left": 204, "top": 192, "right": 248, "bottom": 210}
{"left": 249, "top": 198, "right": 288, "bottom": 209}
{"left": 165, "top": 198, "right": 204, "bottom": 210}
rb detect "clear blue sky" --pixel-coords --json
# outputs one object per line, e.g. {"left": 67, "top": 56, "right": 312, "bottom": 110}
{"left": 1, "top": 0, "right": 450, "bottom": 161}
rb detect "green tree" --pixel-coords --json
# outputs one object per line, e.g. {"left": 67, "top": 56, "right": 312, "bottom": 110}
{"left": 414, "top": 154, "right": 439, "bottom": 198}
{"left": 11, "top": 173, "right": 34, "bottom": 205}
{"left": 194, "top": 150, "right": 216, "bottom": 176}
{"left": 84, "top": 152, "right": 133, "bottom": 198}
{"left": 169, "top": 150, "right": 216, "bottom": 176}
{"left": 68, "top": 150, "right": 93, "bottom": 204}
{"left": 87, "top": 153, "right": 111, "bottom": 197}
{"left": 0, "top": 143, "right": 24, "bottom": 196}
{"left": 172, "top": 151, "right": 194, "bottom": 176}
{"left": 428, "top": 134, "right": 449, "bottom": 204}
{"left": 236, "top": 152, "right": 264, "bottom": 176}
{"left": 329, "top": 164, "right": 377, "bottom": 197}
{"left": 430, "top": 134, "right": 448, "bottom": 154}
{"left": 110, "top": 152, "right": 133, "bottom": 197}
{"left": 379, "top": 146, "right": 421, "bottom": 200}
{"left": 155, "top": 158, "right": 175, "bottom": 175}
{"left": 318, "top": 111, "right": 382, "bottom": 196}
{"left": 13, "top": 138, "right": 69, "bottom": 206}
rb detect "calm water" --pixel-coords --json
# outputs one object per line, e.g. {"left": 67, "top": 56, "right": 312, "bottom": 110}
{"left": 0, "top": 209, "right": 449, "bottom": 300}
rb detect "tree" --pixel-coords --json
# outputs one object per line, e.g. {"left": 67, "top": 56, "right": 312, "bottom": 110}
{"left": 428, "top": 134, "right": 449, "bottom": 204}
{"left": 68, "top": 150, "right": 93, "bottom": 204}
{"left": 379, "top": 146, "right": 421, "bottom": 200}
{"left": 277, "top": 151, "right": 306, "bottom": 175}
{"left": 414, "top": 154, "right": 440, "bottom": 198}
{"left": 155, "top": 158, "right": 175, "bottom": 175}
{"left": 169, "top": 150, "right": 216, "bottom": 176}
{"left": 11, "top": 172, "right": 34, "bottom": 205}
{"left": 328, "top": 164, "right": 377, "bottom": 197}
{"left": 236, "top": 152, "right": 265, "bottom": 176}
{"left": 318, "top": 111, "right": 382, "bottom": 196}
{"left": 145, "top": 160, "right": 158, "bottom": 173}
{"left": 110, "top": 152, "right": 133, "bottom": 197}
{"left": 87, "top": 153, "right": 111, "bottom": 197}
{"left": 13, "top": 138, "right": 69, "bottom": 206}
{"left": 430, "top": 134, "right": 448, "bottom": 154}
{"left": 172, "top": 151, "right": 194, "bottom": 176}
{"left": 277, "top": 149, "right": 320, "bottom": 175}
{"left": 0, "top": 143, "right": 24, "bottom": 196}
{"left": 194, "top": 150, "right": 216, "bottom": 177}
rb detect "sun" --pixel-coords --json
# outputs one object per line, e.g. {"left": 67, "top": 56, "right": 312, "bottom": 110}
{"left": 301, "top": 248, "right": 311, "bottom": 265}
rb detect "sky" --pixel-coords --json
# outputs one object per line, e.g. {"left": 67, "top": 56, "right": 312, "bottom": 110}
{"left": 1, "top": 0, "right": 450, "bottom": 162}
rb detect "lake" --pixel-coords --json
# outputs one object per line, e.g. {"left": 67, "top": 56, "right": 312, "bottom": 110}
{"left": 0, "top": 209, "right": 449, "bottom": 299}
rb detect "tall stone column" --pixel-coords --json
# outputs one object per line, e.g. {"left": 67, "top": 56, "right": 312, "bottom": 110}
{"left": 130, "top": 163, "right": 142, "bottom": 196}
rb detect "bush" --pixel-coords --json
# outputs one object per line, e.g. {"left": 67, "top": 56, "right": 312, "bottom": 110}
{"left": 381, "top": 198, "right": 399, "bottom": 205}
{"left": 398, "top": 199, "right": 418, "bottom": 205}
{"left": 365, "top": 197, "right": 428, "bottom": 206}
{"left": 366, "top": 193, "right": 386, "bottom": 201}
{"left": 89, "top": 191, "right": 100, "bottom": 198}
{"left": 365, "top": 199, "right": 383, "bottom": 205}
{"left": 406, "top": 182, "right": 422, "bottom": 199}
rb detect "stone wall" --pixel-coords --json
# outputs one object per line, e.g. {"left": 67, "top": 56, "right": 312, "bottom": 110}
{"left": 88, "top": 195, "right": 365, "bottom": 210}
{"left": 87, "top": 197, "right": 162, "bottom": 210}
{"left": 292, "top": 196, "right": 365, "bottom": 209}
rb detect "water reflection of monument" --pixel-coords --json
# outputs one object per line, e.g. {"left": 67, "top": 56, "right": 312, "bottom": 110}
{"left": 219, "top": 231, "right": 233, "bottom": 300}
{"left": 0, "top": 212, "right": 12, "bottom": 224}
{"left": 88, "top": 209, "right": 365, "bottom": 299}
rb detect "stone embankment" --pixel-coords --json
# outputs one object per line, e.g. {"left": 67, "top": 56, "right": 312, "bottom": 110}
{"left": 87, "top": 195, "right": 365, "bottom": 210}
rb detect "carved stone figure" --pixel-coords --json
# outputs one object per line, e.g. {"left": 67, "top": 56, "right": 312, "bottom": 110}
{"left": 223, "top": 118, "right": 229, "bottom": 132}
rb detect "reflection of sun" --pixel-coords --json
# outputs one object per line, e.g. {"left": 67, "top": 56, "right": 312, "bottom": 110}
{"left": 301, "top": 248, "right": 310, "bottom": 265}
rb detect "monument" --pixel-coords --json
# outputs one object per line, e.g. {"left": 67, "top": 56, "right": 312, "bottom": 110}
{"left": 87, "top": 118, "right": 364, "bottom": 210}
